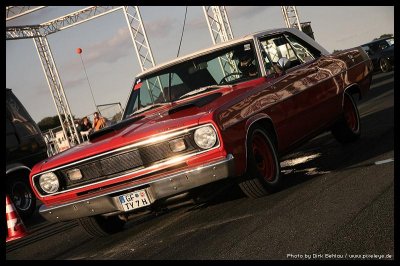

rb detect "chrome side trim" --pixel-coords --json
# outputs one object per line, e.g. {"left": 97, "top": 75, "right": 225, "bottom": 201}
{"left": 39, "top": 154, "right": 235, "bottom": 222}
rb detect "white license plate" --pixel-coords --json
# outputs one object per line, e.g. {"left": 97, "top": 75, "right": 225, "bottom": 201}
{"left": 117, "top": 189, "right": 150, "bottom": 212}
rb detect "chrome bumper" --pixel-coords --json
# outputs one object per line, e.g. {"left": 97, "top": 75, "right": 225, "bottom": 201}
{"left": 39, "top": 154, "right": 235, "bottom": 222}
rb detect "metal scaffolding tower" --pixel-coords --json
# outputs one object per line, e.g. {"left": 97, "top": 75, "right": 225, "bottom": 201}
{"left": 281, "top": 6, "right": 302, "bottom": 31}
{"left": 122, "top": 6, "right": 164, "bottom": 102}
{"left": 122, "top": 6, "right": 156, "bottom": 71}
{"left": 203, "top": 6, "right": 234, "bottom": 44}
{"left": 33, "top": 32, "right": 78, "bottom": 148}
{"left": 203, "top": 6, "right": 237, "bottom": 77}
{"left": 6, "top": 6, "right": 157, "bottom": 147}
{"left": 6, "top": 6, "right": 46, "bottom": 21}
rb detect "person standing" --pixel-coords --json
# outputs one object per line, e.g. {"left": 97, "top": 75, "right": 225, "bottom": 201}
{"left": 79, "top": 116, "right": 93, "bottom": 141}
{"left": 92, "top": 112, "right": 106, "bottom": 132}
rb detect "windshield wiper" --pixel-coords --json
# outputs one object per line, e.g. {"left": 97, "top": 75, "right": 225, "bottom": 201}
{"left": 179, "top": 85, "right": 223, "bottom": 99}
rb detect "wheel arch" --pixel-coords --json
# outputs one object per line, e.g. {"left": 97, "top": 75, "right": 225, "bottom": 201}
{"left": 244, "top": 114, "right": 278, "bottom": 173}
{"left": 343, "top": 83, "right": 362, "bottom": 101}
{"left": 6, "top": 164, "right": 31, "bottom": 178}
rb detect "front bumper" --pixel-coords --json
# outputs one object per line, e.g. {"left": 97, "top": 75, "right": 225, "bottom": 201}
{"left": 39, "top": 154, "right": 235, "bottom": 222}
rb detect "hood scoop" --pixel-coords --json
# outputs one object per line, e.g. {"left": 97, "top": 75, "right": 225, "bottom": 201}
{"left": 168, "top": 93, "right": 221, "bottom": 115}
{"left": 88, "top": 115, "right": 144, "bottom": 142}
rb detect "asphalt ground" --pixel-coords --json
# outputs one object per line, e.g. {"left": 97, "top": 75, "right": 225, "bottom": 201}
{"left": 6, "top": 71, "right": 394, "bottom": 260}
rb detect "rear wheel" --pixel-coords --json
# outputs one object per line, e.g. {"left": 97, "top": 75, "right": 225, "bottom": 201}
{"left": 78, "top": 215, "right": 126, "bottom": 237}
{"left": 238, "top": 127, "right": 281, "bottom": 198}
{"left": 331, "top": 93, "right": 361, "bottom": 144}
{"left": 7, "top": 176, "right": 36, "bottom": 219}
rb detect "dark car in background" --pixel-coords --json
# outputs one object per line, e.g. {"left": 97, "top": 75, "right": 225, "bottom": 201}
{"left": 361, "top": 37, "right": 394, "bottom": 73}
{"left": 6, "top": 88, "right": 48, "bottom": 218}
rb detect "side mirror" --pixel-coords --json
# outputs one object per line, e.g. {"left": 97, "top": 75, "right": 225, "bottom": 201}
{"left": 277, "top": 57, "right": 291, "bottom": 70}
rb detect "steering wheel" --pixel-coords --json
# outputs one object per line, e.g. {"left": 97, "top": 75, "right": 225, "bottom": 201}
{"left": 219, "top": 72, "right": 243, "bottom": 85}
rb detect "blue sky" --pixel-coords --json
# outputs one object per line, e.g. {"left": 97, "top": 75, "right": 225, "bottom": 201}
{"left": 6, "top": 6, "right": 394, "bottom": 123}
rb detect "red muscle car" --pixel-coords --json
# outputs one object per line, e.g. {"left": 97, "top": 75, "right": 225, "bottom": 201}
{"left": 29, "top": 28, "right": 373, "bottom": 237}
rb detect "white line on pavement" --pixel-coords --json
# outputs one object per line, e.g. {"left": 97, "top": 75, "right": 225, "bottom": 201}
{"left": 374, "top": 158, "right": 394, "bottom": 165}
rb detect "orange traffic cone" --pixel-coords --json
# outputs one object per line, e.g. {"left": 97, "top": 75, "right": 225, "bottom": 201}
{"left": 6, "top": 194, "right": 29, "bottom": 242}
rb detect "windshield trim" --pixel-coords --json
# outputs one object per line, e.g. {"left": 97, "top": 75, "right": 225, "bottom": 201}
{"left": 137, "top": 39, "right": 256, "bottom": 79}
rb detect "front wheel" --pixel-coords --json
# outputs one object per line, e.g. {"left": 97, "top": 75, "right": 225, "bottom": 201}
{"left": 78, "top": 215, "right": 126, "bottom": 238}
{"left": 331, "top": 93, "right": 361, "bottom": 144}
{"left": 238, "top": 127, "right": 281, "bottom": 198}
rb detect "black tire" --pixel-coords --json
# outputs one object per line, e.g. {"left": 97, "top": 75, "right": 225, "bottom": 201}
{"left": 238, "top": 127, "right": 281, "bottom": 198}
{"left": 379, "top": 57, "right": 392, "bottom": 73}
{"left": 7, "top": 176, "right": 36, "bottom": 219}
{"left": 331, "top": 93, "right": 361, "bottom": 144}
{"left": 78, "top": 215, "right": 126, "bottom": 238}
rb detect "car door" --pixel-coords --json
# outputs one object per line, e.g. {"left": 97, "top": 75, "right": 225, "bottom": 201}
{"left": 258, "top": 33, "right": 339, "bottom": 151}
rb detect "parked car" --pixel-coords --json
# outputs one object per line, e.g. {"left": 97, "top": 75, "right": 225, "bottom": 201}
{"left": 6, "top": 88, "right": 48, "bottom": 218}
{"left": 361, "top": 36, "right": 394, "bottom": 72}
{"left": 29, "top": 28, "right": 373, "bottom": 237}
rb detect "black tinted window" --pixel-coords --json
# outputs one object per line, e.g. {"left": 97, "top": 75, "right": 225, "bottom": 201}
{"left": 6, "top": 90, "right": 41, "bottom": 138}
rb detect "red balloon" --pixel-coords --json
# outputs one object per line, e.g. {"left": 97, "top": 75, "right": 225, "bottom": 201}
{"left": 76, "top": 48, "right": 82, "bottom": 54}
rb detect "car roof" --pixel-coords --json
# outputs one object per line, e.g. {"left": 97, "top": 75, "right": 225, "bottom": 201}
{"left": 362, "top": 36, "right": 394, "bottom": 46}
{"left": 136, "top": 28, "right": 326, "bottom": 78}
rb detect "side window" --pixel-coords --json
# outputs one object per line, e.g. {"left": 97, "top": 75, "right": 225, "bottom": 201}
{"left": 6, "top": 112, "right": 19, "bottom": 150}
{"left": 362, "top": 45, "right": 372, "bottom": 56}
{"left": 257, "top": 42, "right": 274, "bottom": 76}
{"left": 260, "top": 34, "right": 301, "bottom": 72}
{"left": 284, "top": 33, "right": 320, "bottom": 62}
{"left": 377, "top": 40, "right": 389, "bottom": 51}
{"left": 6, "top": 92, "right": 39, "bottom": 138}
{"left": 5, "top": 110, "right": 15, "bottom": 135}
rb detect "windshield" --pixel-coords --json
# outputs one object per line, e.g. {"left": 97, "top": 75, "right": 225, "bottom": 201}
{"left": 122, "top": 41, "right": 260, "bottom": 119}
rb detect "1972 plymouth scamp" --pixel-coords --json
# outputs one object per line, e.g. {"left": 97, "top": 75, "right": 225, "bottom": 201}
{"left": 30, "top": 28, "right": 373, "bottom": 237}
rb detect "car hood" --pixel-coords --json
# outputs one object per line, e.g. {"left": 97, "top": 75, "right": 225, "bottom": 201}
{"left": 37, "top": 90, "right": 229, "bottom": 172}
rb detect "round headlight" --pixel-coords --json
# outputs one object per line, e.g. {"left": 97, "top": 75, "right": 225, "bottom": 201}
{"left": 38, "top": 172, "right": 60, "bottom": 194}
{"left": 194, "top": 125, "right": 217, "bottom": 149}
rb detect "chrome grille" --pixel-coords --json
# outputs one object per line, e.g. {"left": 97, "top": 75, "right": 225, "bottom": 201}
{"left": 60, "top": 149, "right": 143, "bottom": 186}
{"left": 58, "top": 135, "right": 196, "bottom": 188}
{"left": 140, "top": 142, "right": 176, "bottom": 165}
